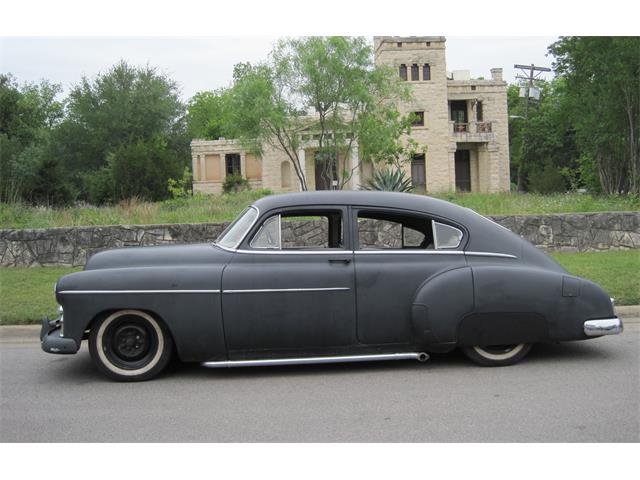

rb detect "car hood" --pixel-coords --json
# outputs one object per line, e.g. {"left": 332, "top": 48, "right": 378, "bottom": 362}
{"left": 84, "top": 243, "right": 229, "bottom": 270}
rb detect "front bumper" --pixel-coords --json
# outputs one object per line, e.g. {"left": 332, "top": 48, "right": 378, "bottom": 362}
{"left": 583, "top": 317, "right": 623, "bottom": 337}
{"left": 40, "top": 317, "right": 79, "bottom": 354}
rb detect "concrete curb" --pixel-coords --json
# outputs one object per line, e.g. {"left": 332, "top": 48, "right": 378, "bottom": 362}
{"left": 1, "top": 308, "right": 639, "bottom": 341}
{"left": 615, "top": 305, "right": 640, "bottom": 319}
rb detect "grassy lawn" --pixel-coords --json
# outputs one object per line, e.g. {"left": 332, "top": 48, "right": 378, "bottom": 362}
{"left": 1, "top": 191, "right": 638, "bottom": 229}
{"left": 0, "top": 266, "right": 82, "bottom": 325}
{"left": 550, "top": 250, "right": 640, "bottom": 306}
{"left": 0, "top": 250, "right": 637, "bottom": 325}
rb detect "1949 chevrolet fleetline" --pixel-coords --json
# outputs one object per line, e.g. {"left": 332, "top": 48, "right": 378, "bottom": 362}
{"left": 41, "top": 191, "right": 623, "bottom": 381}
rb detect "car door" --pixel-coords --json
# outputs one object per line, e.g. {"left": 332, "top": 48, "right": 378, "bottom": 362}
{"left": 221, "top": 206, "right": 356, "bottom": 355}
{"left": 352, "top": 207, "right": 467, "bottom": 345}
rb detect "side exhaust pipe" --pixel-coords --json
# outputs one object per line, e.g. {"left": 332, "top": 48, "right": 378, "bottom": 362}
{"left": 202, "top": 352, "right": 430, "bottom": 368}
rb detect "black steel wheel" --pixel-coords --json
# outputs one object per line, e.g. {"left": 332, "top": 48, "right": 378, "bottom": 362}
{"left": 89, "top": 310, "right": 173, "bottom": 382}
{"left": 462, "top": 343, "right": 532, "bottom": 367}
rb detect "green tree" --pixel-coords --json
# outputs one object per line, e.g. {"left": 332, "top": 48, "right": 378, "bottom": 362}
{"left": 227, "top": 36, "right": 416, "bottom": 190}
{"left": 56, "top": 61, "right": 188, "bottom": 202}
{"left": 0, "top": 74, "right": 68, "bottom": 204}
{"left": 549, "top": 36, "right": 640, "bottom": 194}
{"left": 508, "top": 79, "right": 581, "bottom": 192}
{"left": 186, "top": 89, "right": 233, "bottom": 140}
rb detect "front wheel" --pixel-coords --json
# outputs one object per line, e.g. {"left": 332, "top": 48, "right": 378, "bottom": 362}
{"left": 89, "top": 310, "right": 173, "bottom": 382}
{"left": 462, "top": 343, "right": 532, "bottom": 367}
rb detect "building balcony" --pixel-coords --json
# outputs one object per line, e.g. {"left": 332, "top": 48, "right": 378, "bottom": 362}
{"left": 450, "top": 121, "right": 494, "bottom": 142}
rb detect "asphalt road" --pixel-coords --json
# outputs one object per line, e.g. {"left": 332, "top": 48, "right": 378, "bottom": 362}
{"left": 1, "top": 324, "right": 638, "bottom": 442}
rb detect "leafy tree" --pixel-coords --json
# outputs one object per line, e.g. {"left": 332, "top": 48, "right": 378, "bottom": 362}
{"left": 186, "top": 89, "right": 233, "bottom": 140}
{"left": 508, "top": 79, "right": 581, "bottom": 192}
{"left": 549, "top": 36, "right": 640, "bottom": 194}
{"left": 227, "top": 36, "right": 416, "bottom": 190}
{"left": 57, "top": 61, "right": 188, "bottom": 202}
{"left": 0, "top": 74, "right": 68, "bottom": 204}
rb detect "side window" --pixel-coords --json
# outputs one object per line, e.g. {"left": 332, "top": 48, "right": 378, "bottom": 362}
{"left": 250, "top": 215, "right": 281, "bottom": 249}
{"left": 250, "top": 210, "right": 344, "bottom": 250}
{"left": 357, "top": 211, "right": 434, "bottom": 250}
{"left": 433, "top": 222, "right": 463, "bottom": 249}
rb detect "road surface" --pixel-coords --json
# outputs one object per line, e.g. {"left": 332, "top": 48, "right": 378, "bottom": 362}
{"left": 1, "top": 324, "right": 638, "bottom": 442}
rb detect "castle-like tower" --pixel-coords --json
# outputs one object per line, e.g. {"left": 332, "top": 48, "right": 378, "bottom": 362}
{"left": 374, "top": 36, "right": 510, "bottom": 193}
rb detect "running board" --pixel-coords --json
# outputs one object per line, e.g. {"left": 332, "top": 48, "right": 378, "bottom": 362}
{"left": 201, "top": 352, "right": 429, "bottom": 368}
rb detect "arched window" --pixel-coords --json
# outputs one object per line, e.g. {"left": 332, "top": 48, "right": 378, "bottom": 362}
{"left": 281, "top": 161, "right": 292, "bottom": 188}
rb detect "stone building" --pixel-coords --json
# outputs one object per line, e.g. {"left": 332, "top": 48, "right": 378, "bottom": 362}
{"left": 191, "top": 36, "right": 510, "bottom": 195}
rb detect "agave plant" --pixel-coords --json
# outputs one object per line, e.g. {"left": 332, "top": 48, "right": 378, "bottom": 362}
{"left": 362, "top": 168, "right": 414, "bottom": 192}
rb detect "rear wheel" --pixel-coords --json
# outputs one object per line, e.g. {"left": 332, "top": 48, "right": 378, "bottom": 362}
{"left": 462, "top": 343, "right": 532, "bottom": 367}
{"left": 89, "top": 310, "right": 173, "bottom": 382}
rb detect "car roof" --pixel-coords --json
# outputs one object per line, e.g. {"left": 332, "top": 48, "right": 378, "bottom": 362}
{"left": 253, "top": 191, "right": 472, "bottom": 222}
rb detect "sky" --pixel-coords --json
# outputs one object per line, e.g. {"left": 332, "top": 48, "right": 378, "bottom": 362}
{"left": 1, "top": 37, "right": 558, "bottom": 101}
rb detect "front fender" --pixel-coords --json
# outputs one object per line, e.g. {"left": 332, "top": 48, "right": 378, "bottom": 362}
{"left": 55, "top": 265, "right": 227, "bottom": 362}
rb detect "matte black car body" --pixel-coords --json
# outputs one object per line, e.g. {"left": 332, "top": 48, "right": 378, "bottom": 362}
{"left": 42, "top": 191, "right": 622, "bottom": 377}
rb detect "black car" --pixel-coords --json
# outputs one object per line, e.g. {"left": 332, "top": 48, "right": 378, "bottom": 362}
{"left": 41, "top": 191, "right": 623, "bottom": 381}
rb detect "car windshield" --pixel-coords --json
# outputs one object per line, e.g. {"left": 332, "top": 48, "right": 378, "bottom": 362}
{"left": 215, "top": 206, "right": 258, "bottom": 249}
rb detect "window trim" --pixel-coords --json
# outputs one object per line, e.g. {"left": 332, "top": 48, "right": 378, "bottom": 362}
{"left": 249, "top": 214, "right": 282, "bottom": 250}
{"left": 411, "top": 111, "right": 425, "bottom": 127}
{"left": 242, "top": 206, "right": 350, "bottom": 252}
{"left": 352, "top": 206, "right": 467, "bottom": 252}
{"left": 432, "top": 221, "right": 464, "bottom": 250}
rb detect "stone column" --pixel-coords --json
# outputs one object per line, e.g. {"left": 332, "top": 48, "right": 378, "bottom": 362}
{"left": 447, "top": 143, "right": 458, "bottom": 192}
{"left": 199, "top": 155, "right": 206, "bottom": 181}
{"left": 219, "top": 153, "right": 226, "bottom": 180}
{"left": 477, "top": 144, "right": 489, "bottom": 193}
{"left": 487, "top": 144, "right": 500, "bottom": 193}
{"left": 297, "top": 148, "right": 306, "bottom": 191}
{"left": 240, "top": 152, "right": 247, "bottom": 178}
{"left": 350, "top": 145, "right": 360, "bottom": 190}
{"left": 192, "top": 155, "right": 199, "bottom": 181}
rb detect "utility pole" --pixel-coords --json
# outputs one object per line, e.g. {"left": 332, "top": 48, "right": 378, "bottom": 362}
{"left": 514, "top": 63, "right": 551, "bottom": 192}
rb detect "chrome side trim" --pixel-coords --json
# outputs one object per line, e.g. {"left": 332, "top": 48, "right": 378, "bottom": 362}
{"left": 355, "top": 250, "right": 464, "bottom": 255}
{"left": 584, "top": 317, "right": 623, "bottom": 337}
{"left": 214, "top": 243, "right": 237, "bottom": 253}
{"left": 58, "top": 289, "right": 221, "bottom": 295}
{"left": 235, "top": 248, "right": 351, "bottom": 255}
{"left": 201, "top": 352, "right": 429, "bottom": 368}
{"left": 464, "top": 251, "right": 518, "bottom": 259}
{"left": 224, "top": 287, "right": 350, "bottom": 294}
{"left": 236, "top": 205, "right": 260, "bottom": 249}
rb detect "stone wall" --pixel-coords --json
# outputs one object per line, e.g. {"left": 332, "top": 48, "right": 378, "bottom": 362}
{"left": 1, "top": 212, "right": 638, "bottom": 267}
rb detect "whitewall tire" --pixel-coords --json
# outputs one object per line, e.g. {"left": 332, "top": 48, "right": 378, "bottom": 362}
{"left": 462, "top": 343, "right": 532, "bottom": 367}
{"left": 89, "top": 310, "right": 173, "bottom": 382}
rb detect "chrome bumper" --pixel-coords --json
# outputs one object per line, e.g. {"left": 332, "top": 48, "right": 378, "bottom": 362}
{"left": 584, "top": 317, "right": 623, "bottom": 337}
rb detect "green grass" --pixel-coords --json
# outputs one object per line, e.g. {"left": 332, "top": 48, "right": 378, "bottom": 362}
{"left": 0, "top": 266, "right": 82, "bottom": 325}
{"left": 551, "top": 250, "right": 640, "bottom": 306}
{"left": 0, "top": 189, "right": 272, "bottom": 229}
{"left": 0, "top": 250, "right": 638, "bottom": 325}
{"left": 430, "top": 191, "right": 640, "bottom": 216}
{"left": 1, "top": 191, "right": 638, "bottom": 229}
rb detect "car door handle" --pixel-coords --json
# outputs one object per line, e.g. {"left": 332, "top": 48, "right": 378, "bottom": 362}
{"left": 328, "top": 258, "right": 351, "bottom": 264}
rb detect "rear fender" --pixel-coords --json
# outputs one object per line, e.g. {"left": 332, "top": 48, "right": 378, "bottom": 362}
{"left": 411, "top": 266, "right": 474, "bottom": 348}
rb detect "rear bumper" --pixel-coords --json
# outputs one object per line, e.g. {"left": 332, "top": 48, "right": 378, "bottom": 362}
{"left": 40, "top": 317, "right": 79, "bottom": 354}
{"left": 583, "top": 317, "right": 623, "bottom": 337}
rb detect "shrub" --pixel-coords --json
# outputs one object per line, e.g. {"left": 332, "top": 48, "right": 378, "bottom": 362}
{"left": 528, "top": 162, "right": 567, "bottom": 194}
{"left": 362, "top": 168, "right": 413, "bottom": 192}
{"left": 223, "top": 174, "right": 250, "bottom": 194}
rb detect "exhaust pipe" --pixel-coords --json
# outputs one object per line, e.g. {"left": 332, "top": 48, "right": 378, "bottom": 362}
{"left": 202, "top": 352, "right": 430, "bottom": 368}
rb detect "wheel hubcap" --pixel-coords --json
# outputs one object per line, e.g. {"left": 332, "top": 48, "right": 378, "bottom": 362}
{"left": 114, "top": 325, "right": 149, "bottom": 360}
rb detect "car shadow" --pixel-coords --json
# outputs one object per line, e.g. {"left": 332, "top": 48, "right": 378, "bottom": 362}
{"left": 46, "top": 338, "right": 622, "bottom": 384}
